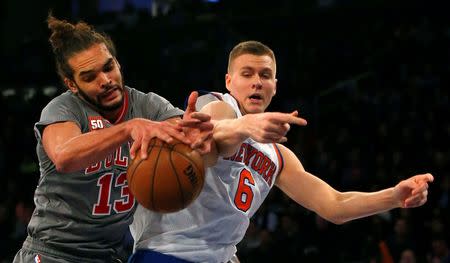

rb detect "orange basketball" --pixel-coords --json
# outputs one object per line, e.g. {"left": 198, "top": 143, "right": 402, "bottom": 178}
{"left": 127, "top": 138, "right": 205, "bottom": 213}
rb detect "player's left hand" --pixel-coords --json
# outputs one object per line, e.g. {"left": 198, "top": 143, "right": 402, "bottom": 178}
{"left": 393, "top": 173, "right": 434, "bottom": 208}
{"left": 179, "top": 91, "right": 214, "bottom": 154}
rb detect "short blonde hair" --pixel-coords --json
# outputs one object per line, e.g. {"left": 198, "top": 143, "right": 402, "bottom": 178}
{"left": 227, "top": 41, "right": 276, "bottom": 73}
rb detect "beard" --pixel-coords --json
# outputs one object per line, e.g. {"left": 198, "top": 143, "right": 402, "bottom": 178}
{"left": 76, "top": 82, "right": 124, "bottom": 112}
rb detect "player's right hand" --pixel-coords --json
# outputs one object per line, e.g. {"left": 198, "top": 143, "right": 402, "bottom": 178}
{"left": 242, "top": 111, "right": 307, "bottom": 143}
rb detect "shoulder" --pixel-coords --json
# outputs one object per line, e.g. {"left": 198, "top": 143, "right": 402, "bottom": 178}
{"left": 196, "top": 91, "right": 224, "bottom": 111}
{"left": 196, "top": 92, "right": 238, "bottom": 120}
{"left": 126, "top": 86, "right": 183, "bottom": 120}
{"left": 126, "top": 86, "right": 171, "bottom": 105}
{"left": 275, "top": 143, "right": 306, "bottom": 174}
{"left": 42, "top": 91, "right": 82, "bottom": 114}
{"left": 275, "top": 143, "right": 300, "bottom": 162}
{"left": 35, "top": 91, "right": 85, "bottom": 134}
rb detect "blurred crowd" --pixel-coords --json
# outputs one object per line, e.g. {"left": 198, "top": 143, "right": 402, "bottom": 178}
{"left": 1, "top": 1, "right": 449, "bottom": 262}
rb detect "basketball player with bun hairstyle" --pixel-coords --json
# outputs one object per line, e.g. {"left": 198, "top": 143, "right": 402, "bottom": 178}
{"left": 129, "top": 40, "right": 434, "bottom": 263}
{"left": 13, "top": 14, "right": 213, "bottom": 263}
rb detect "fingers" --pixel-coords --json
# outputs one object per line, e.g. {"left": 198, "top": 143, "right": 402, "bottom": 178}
{"left": 267, "top": 112, "right": 307, "bottom": 126}
{"left": 139, "top": 137, "right": 150, "bottom": 160}
{"left": 129, "top": 141, "right": 140, "bottom": 160}
{"left": 404, "top": 188, "right": 428, "bottom": 208}
{"left": 399, "top": 173, "right": 433, "bottom": 208}
{"left": 178, "top": 119, "right": 201, "bottom": 127}
{"left": 164, "top": 129, "right": 190, "bottom": 145}
{"left": 178, "top": 113, "right": 212, "bottom": 128}
{"left": 189, "top": 112, "right": 211, "bottom": 122}
{"left": 414, "top": 173, "right": 434, "bottom": 183}
{"left": 279, "top": 136, "right": 288, "bottom": 143}
{"left": 131, "top": 124, "right": 187, "bottom": 160}
{"left": 411, "top": 181, "right": 428, "bottom": 195}
{"left": 191, "top": 132, "right": 213, "bottom": 151}
{"left": 184, "top": 91, "right": 198, "bottom": 117}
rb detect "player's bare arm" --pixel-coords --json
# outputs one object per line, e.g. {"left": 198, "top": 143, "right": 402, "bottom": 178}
{"left": 275, "top": 143, "right": 433, "bottom": 224}
{"left": 201, "top": 101, "right": 307, "bottom": 157}
{"left": 241, "top": 111, "right": 307, "bottom": 143}
{"left": 43, "top": 118, "right": 188, "bottom": 173}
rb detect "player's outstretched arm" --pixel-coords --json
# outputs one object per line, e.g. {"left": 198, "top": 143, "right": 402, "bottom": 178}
{"left": 275, "top": 144, "right": 433, "bottom": 224}
{"left": 43, "top": 118, "right": 189, "bottom": 173}
{"left": 200, "top": 101, "right": 307, "bottom": 157}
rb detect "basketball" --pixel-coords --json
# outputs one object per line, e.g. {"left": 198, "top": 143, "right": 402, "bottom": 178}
{"left": 127, "top": 138, "right": 205, "bottom": 213}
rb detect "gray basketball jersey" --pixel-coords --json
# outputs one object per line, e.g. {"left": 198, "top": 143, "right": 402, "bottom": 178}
{"left": 131, "top": 92, "right": 284, "bottom": 263}
{"left": 26, "top": 86, "right": 183, "bottom": 262}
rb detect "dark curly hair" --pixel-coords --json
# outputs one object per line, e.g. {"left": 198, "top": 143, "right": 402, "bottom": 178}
{"left": 47, "top": 13, "right": 117, "bottom": 82}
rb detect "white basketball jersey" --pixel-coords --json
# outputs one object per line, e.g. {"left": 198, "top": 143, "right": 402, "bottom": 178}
{"left": 130, "top": 93, "right": 284, "bottom": 263}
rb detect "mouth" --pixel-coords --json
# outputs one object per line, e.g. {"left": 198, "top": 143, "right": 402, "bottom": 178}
{"left": 248, "top": 93, "right": 263, "bottom": 103}
{"left": 100, "top": 87, "right": 121, "bottom": 101}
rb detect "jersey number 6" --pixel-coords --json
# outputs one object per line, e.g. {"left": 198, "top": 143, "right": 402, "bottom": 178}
{"left": 234, "top": 168, "right": 255, "bottom": 212}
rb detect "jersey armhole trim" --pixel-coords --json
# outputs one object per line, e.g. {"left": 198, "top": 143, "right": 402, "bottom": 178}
{"left": 272, "top": 143, "right": 284, "bottom": 179}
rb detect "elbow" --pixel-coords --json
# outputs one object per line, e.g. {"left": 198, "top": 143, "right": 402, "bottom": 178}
{"left": 316, "top": 203, "right": 351, "bottom": 225}
{"left": 54, "top": 160, "right": 70, "bottom": 173}
{"left": 318, "top": 213, "right": 349, "bottom": 225}
{"left": 326, "top": 216, "right": 347, "bottom": 225}
{"left": 321, "top": 193, "right": 352, "bottom": 225}
{"left": 53, "top": 155, "right": 76, "bottom": 173}
{"left": 317, "top": 212, "right": 345, "bottom": 225}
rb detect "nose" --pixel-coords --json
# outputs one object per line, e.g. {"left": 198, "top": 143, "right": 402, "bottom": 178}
{"left": 98, "top": 72, "right": 112, "bottom": 88}
{"left": 252, "top": 76, "right": 263, "bottom": 89}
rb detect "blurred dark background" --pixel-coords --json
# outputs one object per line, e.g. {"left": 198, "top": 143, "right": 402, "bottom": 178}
{"left": 1, "top": 0, "right": 449, "bottom": 262}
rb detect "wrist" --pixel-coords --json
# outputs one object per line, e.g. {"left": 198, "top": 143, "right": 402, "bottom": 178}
{"left": 236, "top": 115, "right": 251, "bottom": 140}
{"left": 124, "top": 119, "right": 136, "bottom": 141}
{"left": 389, "top": 186, "right": 404, "bottom": 208}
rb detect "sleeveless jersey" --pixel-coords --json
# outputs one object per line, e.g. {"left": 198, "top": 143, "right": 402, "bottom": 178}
{"left": 26, "top": 86, "right": 183, "bottom": 262}
{"left": 130, "top": 92, "right": 284, "bottom": 263}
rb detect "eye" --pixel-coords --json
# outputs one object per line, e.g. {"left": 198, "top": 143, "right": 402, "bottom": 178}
{"left": 82, "top": 74, "right": 96, "bottom": 83}
{"left": 260, "top": 71, "right": 273, "bottom": 79}
{"left": 261, "top": 73, "right": 271, "bottom": 79}
{"left": 241, "top": 71, "right": 252, "bottom": 78}
{"left": 104, "top": 63, "right": 114, "bottom": 72}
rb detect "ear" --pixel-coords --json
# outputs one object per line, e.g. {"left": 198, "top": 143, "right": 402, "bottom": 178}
{"left": 273, "top": 78, "right": 277, "bottom": 95}
{"left": 64, "top": 78, "right": 78, "bottom": 93}
{"left": 225, "top": 73, "right": 231, "bottom": 92}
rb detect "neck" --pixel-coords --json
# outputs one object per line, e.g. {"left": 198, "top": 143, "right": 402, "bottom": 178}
{"left": 101, "top": 108, "right": 122, "bottom": 123}
{"left": 104, "top": 89, "right": 128, "bottom": 123}
{"left": 76, "top": 88, "right": 128, "bottom": 124}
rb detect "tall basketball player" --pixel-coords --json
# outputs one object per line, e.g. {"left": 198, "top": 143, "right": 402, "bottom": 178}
{"left": 13, "top": 14, "right": 212, "bottom": 263}
{"left": 129, "top": 41, "right": 434, "bottom": 263}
